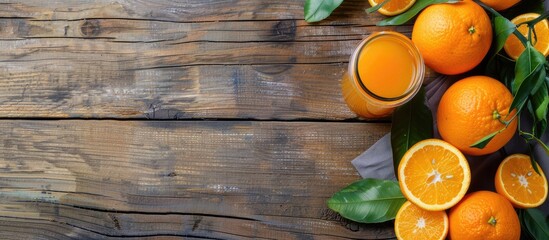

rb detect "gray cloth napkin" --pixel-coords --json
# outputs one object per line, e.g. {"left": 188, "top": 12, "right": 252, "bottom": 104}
{"left": 352, "top": 76, "right": 549, "bottom": 215}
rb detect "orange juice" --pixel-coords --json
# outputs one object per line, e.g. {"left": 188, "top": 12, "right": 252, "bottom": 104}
{"left": 342, "top": 31, "right": 424, "bottom": 118}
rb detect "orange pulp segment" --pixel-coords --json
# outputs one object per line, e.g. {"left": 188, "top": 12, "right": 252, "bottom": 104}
{"left": 368, "top": 0, "right": 416, "bottom": 16}
{"left": 398, "top": 139, "right": 471, "bottom": 211}
{"left": 395, "top": 201, "right": 448, "bottom": 240}
{"left": 495, "top": 154, "right": 548, "bottom": 208}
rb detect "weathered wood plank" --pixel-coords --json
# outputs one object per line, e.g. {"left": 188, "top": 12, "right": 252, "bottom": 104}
{"left": 0, "top": 64, "right": 355, "bottom": 119}
{"left": 0, "top": 120, "right": 392, "bottom": 239}
{"left": 0, "top": 18, "right": 409, "bottom": 42}
{"left": 0, "top": 0, "right": 435, "bottom": 120}
{"left": 0, "top": 0, "right": 383, "bottom": 24}
{"left": 0, "top": 16, "right": 434, "bottom": 119}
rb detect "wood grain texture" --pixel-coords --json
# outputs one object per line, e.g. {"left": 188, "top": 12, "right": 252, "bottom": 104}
{"left": 0, "top": 1, "right": 413, "bottom": 239}
{"left": 0, "top": 0, "right": 382, "bottom": 23}
{"left": 0, "top": 120, "right": 392, "bottom": 239}
{"left": 0, "top": 1, "right": 436, "bottom": 119}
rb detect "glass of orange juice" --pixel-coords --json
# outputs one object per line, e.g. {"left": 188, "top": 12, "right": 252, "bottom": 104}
{"left": 341, "top": 31, "right": 424, "bottom": 119}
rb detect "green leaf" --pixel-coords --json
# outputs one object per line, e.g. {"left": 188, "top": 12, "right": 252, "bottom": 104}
{"left": 327, "top": 179, "right": 406, "bottom": 223}
{"left": 526, "top": 143, "right": 541, "bottom": 175}
{"left": 510, "top": 43, "right": 547, "bottom": 113}
{"left": 377, "top": 0, "right": 460, "bottom": 26}
{"left": 534, "top": 119, "right": 548, "bottom": 140}
{"left": 520, "top": 208, "right": 549, "bottom": 240}
{"left": 513, "top": 43, "right": 547, "bottom": 94}
{"left": 533, "top": 85, "right": 549, "bottom": 121}
{"left": 304, "top": 0, "right": 344, "bottom": 23}
{"left": 366, "top": 0, "right": 391, "bottom": 14}
{"left": 470, "top": 130, "right": 501, "bottom": 149}
{"left": 391, "top": 87, "right": 433, "bottom": 177}
{"left": 530, "top": 83, "right": 548, "bottom": 138}
{"left": 493, "top": 16, "right": 516, "bottom": 57}
{"left": 511, "top": 63, "right": 545, "bottom": 114}
{"left": 513, "top": 65, "right": 544, "bottom": 113}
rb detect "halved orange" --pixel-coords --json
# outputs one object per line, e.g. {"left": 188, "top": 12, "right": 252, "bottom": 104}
{"left": 395, "top": 201, "right": 448, "bottom": 240}
{"left": 503, "top": 13, "right": 549, "bottom": 60}
{"left": 398, "top": 139, "right": 471, "bottom": 211}
{"left": 368, "top": 0, "right": 416, "bottom": 16}
{"left": 495, "top": 154, "right": 548, "bottom": 208}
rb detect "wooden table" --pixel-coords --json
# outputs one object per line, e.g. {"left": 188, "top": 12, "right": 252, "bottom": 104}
{"left": 0, "top": 1, "right": 436, "bottom": 239}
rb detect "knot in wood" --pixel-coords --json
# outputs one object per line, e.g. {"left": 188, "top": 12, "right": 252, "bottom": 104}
{"left": 271, "top": 20, "right": 296, "bottom": 41}
{"left": 80, "top": 20, "right": 101, "bottom": 37}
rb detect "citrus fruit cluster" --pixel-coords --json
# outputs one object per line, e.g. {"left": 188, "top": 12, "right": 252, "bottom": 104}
{"left": 371, "top": 0, "right": 549, "bottom": 74}
{"left": 394, "top": 139, "right": 548, "bottom": 240}
{"left": 394, "top": 75, "right": 547, "bottom": 240}
{"left": 365, "top": 1, "right": 549, "bottom": 239}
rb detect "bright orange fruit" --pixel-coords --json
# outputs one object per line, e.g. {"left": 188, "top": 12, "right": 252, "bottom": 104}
{"left": 495, "top": 154, "right": 548, "bottom": 208}
{"left": 394, "top": 201, "right": 448, "bottom": 240}
{"left": 411, "top": 0, "right": 492, "bottom": 75}
{"left": 398, "top": 139, "right": 471, "bottom": 211}
{"left": 504, "top": 13, "right": 549, "bottom": 60}
{"left": 449, "top": 191, "right": 521, "bottom": 240}
{"left": 368, "top": 0, "right": 416, "bottom": 16}
{"left": 437, "top": 76, "right": 517, "bottom": 156}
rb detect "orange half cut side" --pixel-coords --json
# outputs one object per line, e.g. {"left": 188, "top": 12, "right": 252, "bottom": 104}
{"left": 395, "top": 201, "right": 448, "bottom": 240}
{"left": 504, "top": 13, "right": 549, "bottom": 60}
{"left": 398, "top": 139, "right": 471, "bottom": 211}
{"left": 495, "top": 154, "right": 548, "bottom": 208}
{"left": 368, "top": 0, "right": 416, "bottom": 16}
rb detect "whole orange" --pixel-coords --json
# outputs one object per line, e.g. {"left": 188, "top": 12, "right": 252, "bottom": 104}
{"left": 411, "top": 0, "right": 492, "bottom": 75}
{"left": 449, "top": 191, "right": 520, "bottom": 240}
{"left": 437, "top": 76, "right": 517, "bottom": 156}
{"left": 480, "top": 0, "right": 520, "bottom": 11}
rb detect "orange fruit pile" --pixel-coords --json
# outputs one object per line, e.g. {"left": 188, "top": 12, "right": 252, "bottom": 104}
{"left": 360, "top": 2, "right": 549, "bottom": 240}
{"left": 398, "top": 139, "right": 471, "bottom": 211}
{"left": 437, "top": 76, "right": 517, "bottom": 156}
{"left": 411, "top": 0, "right": 492, "bottom": 75}
{"left": 393, "top": 137, "right": 547, "bottom": 240}
{"left": 495, "top": 154, "right": 548, "bottom": 208}
{"left": 504, "top": 13, "right": 549, "bottom": 60}
{"left": 448, "top": 191, "right": 521, "bottom": 240}
{"left": 394, "top": 138, "right": 537, "bottom": 240}
{"left": 368, "top": 0, "right": 416, "bottom": 16}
